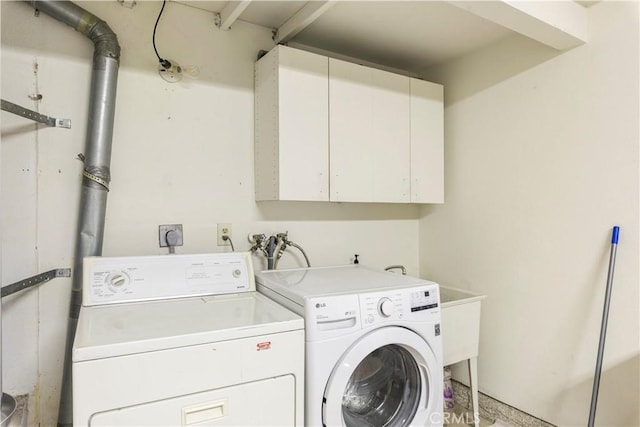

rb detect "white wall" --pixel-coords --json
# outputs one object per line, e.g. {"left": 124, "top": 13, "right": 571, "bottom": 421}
{"left": 420, "top": 2, "right": 639, "bottom": 426}
{"left": 0, "top": 1, "right": 421, "bottom": 424}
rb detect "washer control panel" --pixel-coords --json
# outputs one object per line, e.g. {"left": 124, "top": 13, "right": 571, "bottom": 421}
{"left": 360, "top": 284, "right": 440, "bottom": 326}
{"left": 409, "top": 288, "right": 439, "bottom": 313}
{"left": 83, "top": 252, "right": 254, "bottom": 306}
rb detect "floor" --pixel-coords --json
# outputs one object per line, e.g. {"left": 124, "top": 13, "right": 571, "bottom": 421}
{"left": 449, "top": 378, "right": 554, "bottom": 427}
{"left": 444, "top": 404, "right": 498, "bottom": 427}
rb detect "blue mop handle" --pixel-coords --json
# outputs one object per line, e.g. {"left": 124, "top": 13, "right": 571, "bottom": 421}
{"left": 611, "top": 226, "right": 619, "bottom": 244}
{"left": 588, "top": 226, "right": 620, "bottom": 427}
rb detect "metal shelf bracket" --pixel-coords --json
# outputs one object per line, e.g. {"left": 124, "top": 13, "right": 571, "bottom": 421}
{"left": 1, "top": 99, "right": 71, "bottom": 129}
{"left": 1, "top": 268, "right": 72, "bottom": 298}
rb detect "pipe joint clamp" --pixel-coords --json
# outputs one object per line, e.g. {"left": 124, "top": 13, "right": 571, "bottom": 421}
{"left": 83, "top": 169, "right": 110, "bottom": 191}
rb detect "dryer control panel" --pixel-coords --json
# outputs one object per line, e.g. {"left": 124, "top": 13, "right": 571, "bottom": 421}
{"left": 83, "top": 252, "right": 254, "bottom": 306}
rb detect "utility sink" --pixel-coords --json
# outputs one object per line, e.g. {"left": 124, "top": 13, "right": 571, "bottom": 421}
{"left": 440, "top": 286, "right": 486, "bottom": 427}
{"left": 440, "top": 286, "right": 486, "bottom": 367}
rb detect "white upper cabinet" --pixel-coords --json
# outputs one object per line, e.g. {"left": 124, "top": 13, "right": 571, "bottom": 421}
{"left": 254, "top": 46, "right": 329, "bottom": 201}
{"left": 329, "top": 58, "right": 411, "bottom": 203}
{"left": 410, "top": 78, "right": 444, "bottom": 203}
{"left": 254, "top": 46, "right": 443, "bottom": 204}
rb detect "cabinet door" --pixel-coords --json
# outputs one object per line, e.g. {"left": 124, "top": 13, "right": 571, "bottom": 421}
{"left": 410, "top": 78, "right": 444, "bottom": 203}
{"left": 329, "top": 59, "right": 410, "bottom": 203}
{"left": 255, "top": 46, "right": 328, "bottom": 201}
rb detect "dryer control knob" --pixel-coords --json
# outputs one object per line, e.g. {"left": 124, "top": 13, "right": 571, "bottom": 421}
{"left": 378, "top": 297, "right": 395, "bottom": 317}
{"left": 107, "top": 272, "right": 129, "bottom": 293}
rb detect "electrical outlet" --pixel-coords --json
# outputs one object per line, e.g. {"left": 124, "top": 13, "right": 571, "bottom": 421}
{"left": 159, "top": 224, "right": 183, "bottom": 247}
{"left": 217, "top": 223, "right": 232, "bottom": 246}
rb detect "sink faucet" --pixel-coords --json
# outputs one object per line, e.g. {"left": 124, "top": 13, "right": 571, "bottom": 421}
{"left": 385, "top": 265, "right": 407, "bottom": 275}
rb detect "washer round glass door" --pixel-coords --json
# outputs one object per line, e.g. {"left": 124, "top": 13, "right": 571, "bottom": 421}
{"left": 322, "top": 327, "right": 437, "bottom": 427}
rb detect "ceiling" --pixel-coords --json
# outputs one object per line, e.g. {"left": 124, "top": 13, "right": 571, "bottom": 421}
{"left": 173, "top": 1, "right": 588, "bottom": 75}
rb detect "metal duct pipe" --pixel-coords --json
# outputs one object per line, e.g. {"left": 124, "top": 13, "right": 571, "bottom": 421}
{"left": 23, "top": 2, "right": 120, "bottom": 425}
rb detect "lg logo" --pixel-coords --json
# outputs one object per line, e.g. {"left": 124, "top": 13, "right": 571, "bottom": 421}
{"left": 315, "top": 302, "right": 326, "bottom": 308}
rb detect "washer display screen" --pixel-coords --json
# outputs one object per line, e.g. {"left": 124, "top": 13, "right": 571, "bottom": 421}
{"left": 341, "top": 344, "right": 422, "bottom": 426}
{"left": 410, "top": 290, "right": 439, "bottom": 312}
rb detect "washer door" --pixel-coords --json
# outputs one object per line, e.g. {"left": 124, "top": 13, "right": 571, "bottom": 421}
{"left": 323, "top": 327, "right": 438, "bottom": 427}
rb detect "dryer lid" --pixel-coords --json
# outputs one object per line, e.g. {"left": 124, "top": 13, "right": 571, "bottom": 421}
{"left": 73, "top": 292, "right": 303, "bottom": 361}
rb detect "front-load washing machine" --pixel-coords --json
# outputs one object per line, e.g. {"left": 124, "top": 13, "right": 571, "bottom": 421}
{"left": 73, "top": 252, "right": 304, "bottom": 426}
{"left": 256, "top": 265, "right": 444, "bottom": 427}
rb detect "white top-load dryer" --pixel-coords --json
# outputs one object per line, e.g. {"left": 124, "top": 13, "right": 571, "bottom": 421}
{"left": 256, "top": 265, "right": 444, "bottom": 427}
{"left": 73, "top": 252, "right": 304, "bottom": 426}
